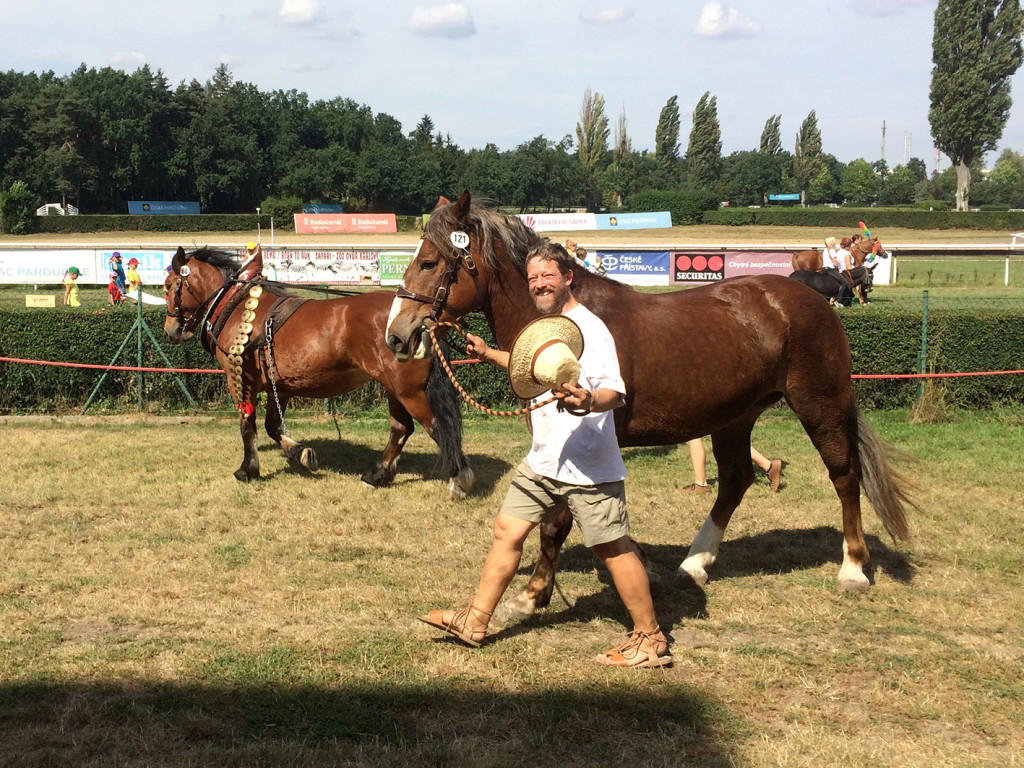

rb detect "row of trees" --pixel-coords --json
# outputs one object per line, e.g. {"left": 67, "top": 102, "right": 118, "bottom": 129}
{"left": 1, "top": 1, "right": 1021, "bottom": 224}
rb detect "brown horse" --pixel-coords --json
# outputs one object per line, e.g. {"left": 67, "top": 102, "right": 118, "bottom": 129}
{"left": 385, "top": 192, "right": 914, "bottom": 612}
{"left": 163, "top": 245, "right": 474, "bottom": 498}
{"left": 791, "top": 236, "right": 890, "bottom": 304}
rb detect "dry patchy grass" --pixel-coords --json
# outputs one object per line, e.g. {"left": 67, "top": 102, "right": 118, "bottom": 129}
{"left": 1, "top": 409, "right": 1022, "bottom": 767}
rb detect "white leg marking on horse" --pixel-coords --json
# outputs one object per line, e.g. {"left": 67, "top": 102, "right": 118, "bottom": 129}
{"left": 678, "top": 514, "right": 725, "bottom": 586}
{"left": 837, "top": 539, "right": 870, "bottom": 592}
{"left": 447, "top": 467, "right": 476, "bottom": 500}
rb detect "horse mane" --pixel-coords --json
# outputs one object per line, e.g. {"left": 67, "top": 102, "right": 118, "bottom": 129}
{"left": 188, "top": 247, "right": 244, "bottom": 278}
{"left": 424, "top": 198, "right": 541, "bottom": 273}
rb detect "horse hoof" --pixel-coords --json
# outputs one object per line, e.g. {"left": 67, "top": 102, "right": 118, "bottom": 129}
{"left": 233, "top": 469, "right": 255, "bottom": 482}
{"left": 836, "top": 576, "right": 870, "bottom": 592}
{"left": 501, "top": 592, "right": 538, "bottom": 618}
{"left": 300, "top": 448, "right": 318, "bottom": 472}
{"left": 676, "top": 563, "right": 708, "bottom": 587}
{"left": 447, "top": 479, "right": 468, "bottom": 500}
{"left": 360, "top": 466, "right": 394, "bottom": 488}
{"left": 446, "top": 468, "right": 475, "bottom": 500}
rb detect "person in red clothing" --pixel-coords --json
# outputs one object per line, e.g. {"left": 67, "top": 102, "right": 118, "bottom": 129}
{"left": 107, "top": 272, "right": 125, "bottom": 305}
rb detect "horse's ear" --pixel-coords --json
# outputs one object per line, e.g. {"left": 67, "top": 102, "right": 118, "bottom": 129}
{"left": 171, "top": 246, "right": 187, "bottom": 272}
{"left": 451, "top": 189, "right": 472, "bottom": 223}
{"left": 434, "top": 196, "right": 450, "bottom": 210}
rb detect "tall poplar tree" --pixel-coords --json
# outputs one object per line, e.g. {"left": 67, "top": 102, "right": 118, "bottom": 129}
{"left": 929, "top": 0, "right": 1024, "bottom": 210}
{"left": 575, "top": 87, "right": 609, "bottom": 173}
{"left": 685, "top": 91, "right": 722, "bottom": 189}
{"left": 759, "top": 114, "right": 782, "bottom": 155}
{"left": 793, "top": 110, "right": 823, "bottom": 204}
{"left": 575, "top": 87, "right": 608, "bottom": 208}
{"left": 654, "top": 95, "right": 681, "bottom": 175}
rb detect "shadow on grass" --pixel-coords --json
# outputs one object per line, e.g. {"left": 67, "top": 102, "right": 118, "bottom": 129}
{"left": 506, "top": 526, "right": 914, "bottom": 637}
{"left": 0, "top": 680, "right": 736, "bottom": 767}
{"left": 550, "top": 526, "right": 913, "bottom": 587}
{"left": 256, "top": 438, "right": 513, "bottom": 497}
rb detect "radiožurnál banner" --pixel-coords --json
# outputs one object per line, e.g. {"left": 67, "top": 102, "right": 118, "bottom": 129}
{"left": 128, "top": 201, "right": 200, "bottom": 215}
{"left": 293, "top": 213, "right": 397, "bottom": 234}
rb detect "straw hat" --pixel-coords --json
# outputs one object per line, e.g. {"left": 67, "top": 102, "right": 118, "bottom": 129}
{"left": 507, "top": 315, "right": 585, "bottom": 400}
{"left": 824, "top": 237, "right": 837, "bottom": 249}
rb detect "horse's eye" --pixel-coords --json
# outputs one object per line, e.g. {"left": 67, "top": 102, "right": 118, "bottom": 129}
{"left": 420, "top": 260, "right": 439, "bottom": 271}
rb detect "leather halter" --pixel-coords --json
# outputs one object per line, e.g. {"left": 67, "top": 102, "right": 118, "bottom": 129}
{"left": 393, "top": 235, "right": 480, "bottom": 327}
{"left": 166, "top": 264, "right": 240, "bottom": 341}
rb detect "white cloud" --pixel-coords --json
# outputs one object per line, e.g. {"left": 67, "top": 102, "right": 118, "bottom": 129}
{"left": 848, "top": 0, "right": 931, "bottom": 17}
{"left": 581, "top": 5, "right": 635, "bottom": 24}
{"left": 411, "top": 2, "right": 476, "bottom": 39}
{"left": 279, "top": 0, "right": 320, "bottom": 25}
{"left": 694, "top": 2, "right": 762, "bottom": 39}
{"left": 111, "top": 51, "right": 147, "bottom": 70}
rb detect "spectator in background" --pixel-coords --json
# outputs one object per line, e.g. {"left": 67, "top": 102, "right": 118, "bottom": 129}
{"left": 676, "top": 437, "right": 782, "bottom": 494}
{"left": 107, "top": 272, "right": 125, "bottom": 305}
{"left": 126, "top": 258, "right": 143, "bottom": 297}
{"left": 62, "top": 266, "right": 82, "bottom": 307}
{"left": 108, "top": 251, "right": 127, "bottom": 295}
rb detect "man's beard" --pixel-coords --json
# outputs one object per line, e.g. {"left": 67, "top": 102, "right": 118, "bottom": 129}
{"left": 532, "top": 284, "right": 570, "bottom": 315}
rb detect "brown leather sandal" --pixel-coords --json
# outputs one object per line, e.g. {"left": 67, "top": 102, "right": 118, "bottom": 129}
{"left": 595, "top": 629, "right": 672, "bottom": 668}
{"left": 418, "top": 604, "right": 491, "bottom": 648}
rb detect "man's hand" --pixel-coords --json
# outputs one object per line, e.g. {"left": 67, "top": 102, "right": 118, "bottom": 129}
{"left": 557, "top": 382, "right": 593, "bottom": 412}
{"left": 465, "top": 332, "right": 510, "bottom": 370}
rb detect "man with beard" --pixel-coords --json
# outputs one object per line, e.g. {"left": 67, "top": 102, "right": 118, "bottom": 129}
{"left": 418, "top": 241, "right": 670, "bottom": 668}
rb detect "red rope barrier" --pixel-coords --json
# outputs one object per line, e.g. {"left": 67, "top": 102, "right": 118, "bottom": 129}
{"left": 1, "top": 355, "right": 1022, "bottom": 379}
{"left": 0, "top": 356, "right": 223, "bottom": 374}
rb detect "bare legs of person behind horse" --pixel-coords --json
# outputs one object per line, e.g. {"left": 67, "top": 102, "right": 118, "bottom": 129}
{"left": 676, "top": 437, "right": 782, "bottom": 493}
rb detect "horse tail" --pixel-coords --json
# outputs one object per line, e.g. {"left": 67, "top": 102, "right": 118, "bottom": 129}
{"left": 852, "top": 406, "right": 915, "bottom": 542}
{"left": 425, "top": 335, "right": 468, "bottom": 478}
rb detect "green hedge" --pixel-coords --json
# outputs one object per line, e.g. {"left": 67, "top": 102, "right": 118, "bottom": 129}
{"left": 31, "top": 214, "right": 422, "bottom": 235}
{"left": 628, "top": 189, "right": 719, "bottom": 225}
{"left": 843, "top": 306, "right": 1024, "bottom": 408}
{"left": 701, "top": 207, "right": 1024, "bottom": 230}
{"left": 1, "top": 303, "right": 1020, "bottom": 413}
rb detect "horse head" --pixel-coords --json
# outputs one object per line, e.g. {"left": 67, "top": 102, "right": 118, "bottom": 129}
{"left": 163, "top": 246, "right": 242, "bottom": 342}
{"left": 386, "top": 190, "right": 539, "bottom": 362}
{"left": 853, "top": 236, "right": 889, "bottom": 268}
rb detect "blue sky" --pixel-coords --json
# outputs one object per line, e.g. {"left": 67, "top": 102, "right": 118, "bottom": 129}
{"left": 3, "top": 0, "right": 1021, "bottom": 169}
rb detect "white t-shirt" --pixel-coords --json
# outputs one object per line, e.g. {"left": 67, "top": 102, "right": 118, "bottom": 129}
{"left": 821, "top": 247, "right": 840, "bottom": 270}
{"left": 525, "top": 303, "right": 627, "bottom": 485}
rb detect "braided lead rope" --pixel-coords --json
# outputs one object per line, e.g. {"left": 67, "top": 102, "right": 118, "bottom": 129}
{"left": 426, "top": 322, "right": 559, "bottom": 417}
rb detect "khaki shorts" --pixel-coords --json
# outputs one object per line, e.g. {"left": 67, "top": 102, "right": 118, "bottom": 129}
{"left": 500, "top": 460, "right": 629, "bottom": 548}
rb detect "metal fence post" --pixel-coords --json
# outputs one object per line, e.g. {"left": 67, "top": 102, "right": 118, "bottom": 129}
{"left": 916, "top": 289, "right": 928, "bottom": 400}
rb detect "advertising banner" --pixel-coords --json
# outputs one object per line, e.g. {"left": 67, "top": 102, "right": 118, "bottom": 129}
{"left": 102, "top": 250, "right": 175, "bottom": 290}
{"left": 264, "top": 249, "right": 379, "bottom": 285}
{"left": 515, "top": 212, "right": 597, "bottom": 232}
{"left": 596, "top": 250, "right": 670, "bottom": 286}
{"left": 596, "top": 212, "right": 672, "bottom": 230}
{"left": 379, "top": 251, "right": 414, "bottom": 286}
{"left": 670, "top": 251, "right": 795, "bottom": 284}
{"left": 0, "top": 249, "right": 97, "bottom": 284}
{"left": 127, "top": 201, "right": 200, "bottom": 215}
{"left": 293, "top": 213, "right": 397, "bottom": 234}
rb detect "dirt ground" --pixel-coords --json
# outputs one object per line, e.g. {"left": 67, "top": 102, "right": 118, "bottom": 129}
{"left": 3, "top": 224, "right": 1019, "bottom": 248}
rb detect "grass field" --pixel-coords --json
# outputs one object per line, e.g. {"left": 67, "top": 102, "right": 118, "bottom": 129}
{"left": 1, "top": 409, "right": 1022, "bottom": 767}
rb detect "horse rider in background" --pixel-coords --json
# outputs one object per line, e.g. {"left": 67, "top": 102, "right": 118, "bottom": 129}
{"left": 822, "top": 237, "right": 853, "bottom": 307}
